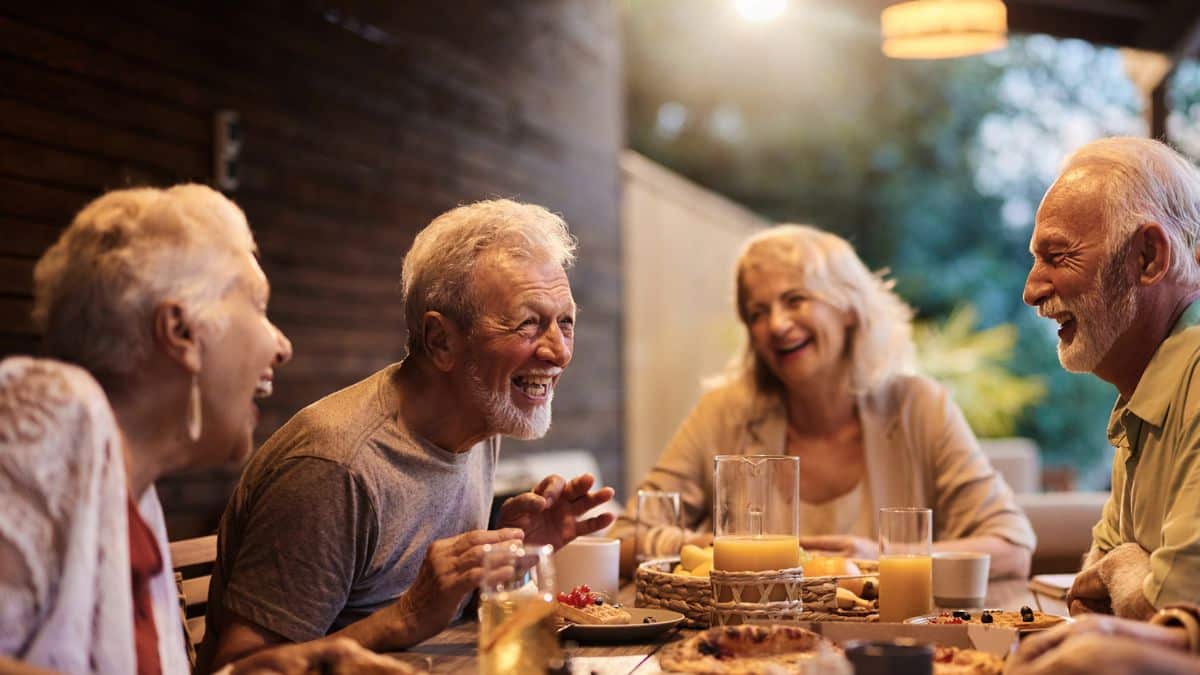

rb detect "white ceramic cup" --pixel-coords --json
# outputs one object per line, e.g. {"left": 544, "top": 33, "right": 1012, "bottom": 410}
{"left": 932, "top": 551, "right": 990, "bottom": 608}
{"left": 553, "top": 536, "right": 620, "bottom": 597}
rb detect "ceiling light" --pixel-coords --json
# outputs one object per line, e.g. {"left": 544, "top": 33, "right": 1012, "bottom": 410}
{"left": 734, "top": 0, "right": 788, "bottom": 24}
{"left": 882, "top": 0, "right": 1007, "bottom": 59}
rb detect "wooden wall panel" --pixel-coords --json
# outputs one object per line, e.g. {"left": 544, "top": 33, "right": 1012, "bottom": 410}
{"left": 0, "top": 0, "right": 623, "bottom": 538}
{"left": 620, "top": 152, "right": 767, "bottom": 493}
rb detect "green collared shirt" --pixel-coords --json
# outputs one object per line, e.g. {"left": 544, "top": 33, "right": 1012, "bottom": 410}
{"left": 1094, "top": 299, "right": 1200, "bottom": 607}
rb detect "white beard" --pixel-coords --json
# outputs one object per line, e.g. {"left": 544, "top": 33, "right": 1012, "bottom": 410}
{"left": 466, "top": 358, "right": 553, "bottom": 440}
{"left": 1048, "top": 249, "right": 1138, "bottom": 373}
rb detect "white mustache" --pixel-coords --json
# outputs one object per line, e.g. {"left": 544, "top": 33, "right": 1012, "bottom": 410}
{"left": 1037, "top": 300, "right": 1068, "bottom": 319}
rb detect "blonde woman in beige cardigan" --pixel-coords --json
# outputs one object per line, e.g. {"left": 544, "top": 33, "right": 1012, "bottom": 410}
{"left": 616, "top": 225, "right": 1035, "bottom": 578}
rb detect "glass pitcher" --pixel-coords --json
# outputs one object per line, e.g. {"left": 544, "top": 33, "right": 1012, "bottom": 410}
{"left": 712, "top": 454, "right": 801, "bottom": 573}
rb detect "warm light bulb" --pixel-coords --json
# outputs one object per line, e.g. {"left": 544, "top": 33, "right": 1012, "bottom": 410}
{"left": 734, "top": 0, "right": 788, "bottom": 23}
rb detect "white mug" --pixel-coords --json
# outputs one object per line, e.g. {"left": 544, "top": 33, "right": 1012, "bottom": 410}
{"left": 932, "top": 551, "right": 990, "bottom": 608}
{"left": 553, "top": 536, "right": 620, "bottom": 597}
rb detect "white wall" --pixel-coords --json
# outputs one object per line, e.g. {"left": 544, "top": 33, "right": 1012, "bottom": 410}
{"left": 620, "top": 150, "right": 768, "bottom": 494}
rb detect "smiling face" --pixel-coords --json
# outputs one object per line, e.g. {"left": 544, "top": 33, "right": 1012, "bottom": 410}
{"left": 740, "top": 261, "right": 854, "bottom": 390}
{"left": 195, "top": 252, "right": 292, "bottom": 464}
{"left": 459, "top": 252, "right": 575, "bottom": 440}
{"left": 1024, "top": 171, "right": 1139, "bottom": 373}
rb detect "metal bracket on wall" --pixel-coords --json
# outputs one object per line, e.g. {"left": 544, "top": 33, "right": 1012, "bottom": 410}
{"left": 213, "top": 109, "right": 241, "bottom": 192}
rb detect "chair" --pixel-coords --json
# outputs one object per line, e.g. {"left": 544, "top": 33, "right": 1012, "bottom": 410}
{"left": 169, "top": 534, "right": 217, "bottom": 652}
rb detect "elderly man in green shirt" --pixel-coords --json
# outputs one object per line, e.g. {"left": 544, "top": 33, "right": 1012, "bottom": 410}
{"left": 1024, "top": 136, "right": 1200, "bottom": 620}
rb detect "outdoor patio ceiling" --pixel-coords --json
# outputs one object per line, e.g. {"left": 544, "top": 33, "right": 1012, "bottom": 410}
{"left": 853, "top": 0, "right": 1200, "bottom": 134}
{"left": 853, "top": 0, "right": 1200, "bottom": 58}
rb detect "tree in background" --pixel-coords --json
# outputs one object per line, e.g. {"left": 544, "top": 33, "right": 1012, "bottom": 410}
{"left": 623, "top": 0, "right": 1157, "bottom": 486}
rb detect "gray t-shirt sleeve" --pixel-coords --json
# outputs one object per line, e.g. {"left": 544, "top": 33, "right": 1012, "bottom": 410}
{"left": 221, "top": 457, "right": 378, "bottom": 642}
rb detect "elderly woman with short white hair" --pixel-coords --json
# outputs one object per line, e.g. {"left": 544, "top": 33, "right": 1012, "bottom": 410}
{"left": 616, "top": 224, "right": 1035, "bottom": 578}
{"left": 0, "top": 185, "right": 410, "bottom": 674}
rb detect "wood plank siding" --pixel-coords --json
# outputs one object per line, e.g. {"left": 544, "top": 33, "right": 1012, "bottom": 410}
{"left": 0, "top": 1, "right": 623, "bottom": 537}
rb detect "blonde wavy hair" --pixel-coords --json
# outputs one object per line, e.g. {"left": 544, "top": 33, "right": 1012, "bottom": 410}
{"left": 32, "top": 184, "right": 255, "bottom": 390}
{"left": 721, "top": 224, "right": 915, "bottom": 395}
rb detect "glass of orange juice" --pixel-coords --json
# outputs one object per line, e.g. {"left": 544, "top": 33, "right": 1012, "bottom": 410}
{"left": 877, "top": 507, "right": 933, "bottom": 622}
{"left": 478, "top": 543, "right": 562, "bottom": 675}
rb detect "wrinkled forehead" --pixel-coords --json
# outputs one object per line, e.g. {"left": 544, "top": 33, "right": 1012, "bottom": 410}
{"left": 473, "top": 249, "right": 574, "bottom": 309}
{"left": 1032, "top": 169, "right": 1110, "bottom": 246}
{"left": 225, "top": 249, "right": 269, "bottom": 299}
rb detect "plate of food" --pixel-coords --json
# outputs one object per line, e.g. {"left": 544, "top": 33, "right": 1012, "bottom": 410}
{"left": 931, "top": 645, "right": 1006, "bottom": 675}
{"left": 554, "top": 584, "right": 684, "bottom": 643}
{"left": 657, "top": 624, "right": 850, "bottom": 673}
{"left": 905, "top": 606, "right": 1068, "bottom": 631}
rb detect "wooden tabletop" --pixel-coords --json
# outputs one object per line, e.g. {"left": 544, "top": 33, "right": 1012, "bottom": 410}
{"left": 387, "top": 578, "right": 1039, "bottom": 673}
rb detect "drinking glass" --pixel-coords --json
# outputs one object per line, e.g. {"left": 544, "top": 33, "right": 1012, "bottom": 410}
{"left": 478, "top": 543, "right": 562, "bottom": 675}
{"left": 877, "top": 507, "right": 933, "bottom": 622}
{"left": 635, "top": 489, "right": 682, "bottom": 563}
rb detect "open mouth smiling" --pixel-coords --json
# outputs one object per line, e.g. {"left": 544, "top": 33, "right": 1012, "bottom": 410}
{"left": 512, "top": 372, "right": 559, "bottom": 400}
{"left": 775, "top": 337, "right": 813, "bottom": 359}
{"left": 1041, "top": 311, "right": 1077, "bottom": 341}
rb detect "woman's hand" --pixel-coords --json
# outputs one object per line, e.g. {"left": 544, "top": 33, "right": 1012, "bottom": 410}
{"left": 796, "top": 535, "right": 878, "bottom": 559}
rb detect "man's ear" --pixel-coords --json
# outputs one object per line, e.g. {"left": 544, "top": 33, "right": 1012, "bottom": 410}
{"left": 153, "top": 301, "right": 202, "bottom": 374}
{"left": 422, "top": 311, "right": 462, "bottom": 372}
{"left": 1136, "top": 223, "right": 1172, "bottom": 286}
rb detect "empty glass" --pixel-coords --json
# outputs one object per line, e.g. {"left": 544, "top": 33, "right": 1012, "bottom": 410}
{"left": 635, "top": 489, "right": 683, "bottom": 563}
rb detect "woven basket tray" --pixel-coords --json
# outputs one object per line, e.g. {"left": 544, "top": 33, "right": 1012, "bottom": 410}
{"left": 635, "top": 557, "right": 711, "bottom": 627}
{"left": 636, "top": 557, "right": 881, "bottom": 625}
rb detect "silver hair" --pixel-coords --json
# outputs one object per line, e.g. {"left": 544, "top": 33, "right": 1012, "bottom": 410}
{"left": 400, "top": 199, "right": 577, "bottom": 357}
{"left": 32, "top": 184, "right": 256, "bottom": 389}
{"left": 1059, "top": 137, "right": 1200, "bottom": 285}
{"left": 718, "top": 224, "right": 915, "bottom": 395}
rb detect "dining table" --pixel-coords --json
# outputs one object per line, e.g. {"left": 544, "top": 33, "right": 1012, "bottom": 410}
{"left": 386, "top": 577, "right": 1047, "bottom": 674}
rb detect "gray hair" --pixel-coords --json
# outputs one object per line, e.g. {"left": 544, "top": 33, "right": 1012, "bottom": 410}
{"left": 32, "top": 184, "right": 256, "bottom": 389}
{"left": 400, "top": 199, "right": 577, "bottom": 357}
{"left": 1060, "top": 137, "right": 1200, "bottom": 285}
{"left": 723, "top": 224, "right": 915, "bottom": 395}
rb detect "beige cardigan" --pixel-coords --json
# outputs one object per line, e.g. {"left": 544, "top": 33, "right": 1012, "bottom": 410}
{"left": 615, "top": 373, "right": 1036, "bottom": 553}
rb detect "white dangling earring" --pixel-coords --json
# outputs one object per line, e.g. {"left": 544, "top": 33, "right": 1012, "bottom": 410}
{"left": 186, "top": 373, "right": 202, "bottom": 442}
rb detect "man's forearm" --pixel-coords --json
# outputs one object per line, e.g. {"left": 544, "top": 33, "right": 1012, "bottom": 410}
{"left": 332, "top": 594, "right": 428, "bottom": 653}
{"left": 1098, "top": 543, "right": 1156, "bottom": 620}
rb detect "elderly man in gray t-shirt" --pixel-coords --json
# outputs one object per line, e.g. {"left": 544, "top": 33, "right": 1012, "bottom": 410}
{"left": 200, "top": 200, "right": 614, "bottom": 670}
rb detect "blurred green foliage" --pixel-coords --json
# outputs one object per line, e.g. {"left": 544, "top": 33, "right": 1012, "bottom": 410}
{"left": 914, "top": 306, "right": 1046, "bottom": 438}
{"left": 620, "top": 1, "right": 1173, "bottom": 483}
